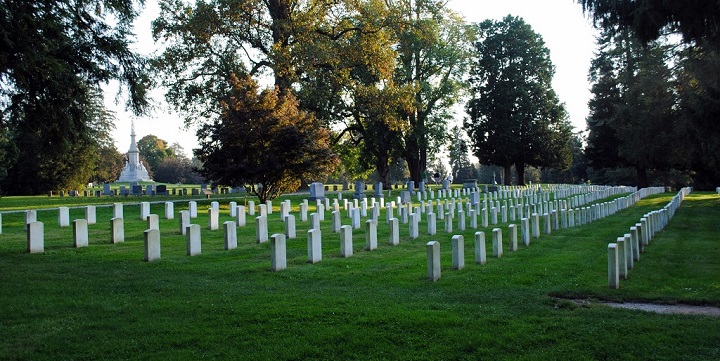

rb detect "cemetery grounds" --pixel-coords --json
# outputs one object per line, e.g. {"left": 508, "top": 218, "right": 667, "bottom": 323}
{"left": 0, "top": 188, "right": 718, "bottom": 360}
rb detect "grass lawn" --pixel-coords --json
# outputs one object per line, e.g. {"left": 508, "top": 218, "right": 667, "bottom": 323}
{"left": 0, "top": 191, "right": 718, "bottom": 360}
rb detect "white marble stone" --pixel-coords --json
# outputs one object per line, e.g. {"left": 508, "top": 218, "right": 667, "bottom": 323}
{"left": 340, "top": 225, "right": 353, "bottom": 257}
{"left": 179, "top": 210, "right": 190, "bottom": 235}
{"left": 508, "top": 224, "right": 518, "bottom": 252}
{"left": 256, "top": 216, "right": 268, "bottom": 243}
{"left": 427, "top": 212, "right": 437, "bottom": 235}
{"left": 492, "top": 228, "right": 503, "bottom": 258}
{"left": 73, "top": 219, "right": 88, "bottom": 248}
{"left": 427, "top": 241, "right": 441, "bottom": 282}
{"left": 617, "top": 237, "right": 627, "bottom": 280}
{"left": 307, "top": 228, "right": 322, "bottom": 264}
{"left": 146, "top": 214, "right": 159, "bottom": 230}
{"left": 285, "top": 215, "right": 296, "bottom": 239}
{"left": 85, "top": 205, "right": 96, "bottom": 225}
{"left": 608, "top": 243, "right": 619, "bottom": 289}
{"left": 452, "top": 235, "right": 465, "bottom": 270}
{"left": 474, "top": 231, "right": 486, "bottom": 265}
{"left": 143, "top": 229, "right": 161, "bottom": 261}
{"left": 389, "top": 218, "right": 399, "bottom": 246}
{"left": 271, "top": 233, "right": 287, "bottom": 271}
{"left": 236, "top": 206, "right": 246, "bottom": 227}
{"left": 365, "top": 220, "right": 377, "bottom": 251}
{"left": 111, "top": 218, "right": 124, "bottom": 243}
{"left": 164, "top": 202, "right": 174, "bottom": 220}
{"left": 223, "top": 221, "right": 237, "bottom": 250}
{"left": 409, "top": 213, "right": 419, "bottom": 239}
{"left": 140, "top": 202, "right": 150, "bottom": 221}
{"left": 229, "top": 202, "right": 237, "bottom": 217}
{"left": 58, "top": 207, "right": 70, "bottom": 227}
{"left": 186, "top": 224, "right": 202, "bottom": 256}
{"left": 113, "top": 203, "right": 123, "bottom": 219}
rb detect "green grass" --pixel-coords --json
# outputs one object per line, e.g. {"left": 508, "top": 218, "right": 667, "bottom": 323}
{"left": 0, "top": 191, "right": 719, "bottom": 360}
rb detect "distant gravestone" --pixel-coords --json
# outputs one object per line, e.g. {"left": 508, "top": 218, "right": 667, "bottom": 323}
{"left": 85, "top": 205, "right": 96, "bottom": 225}
{"left": 406, "top": 181, "right": 415, "bottom": 195}
{"left": 58, "top": 207, "right": 70, "bottom": 227}
{"left": 441, "top": 179, "right": 451, "bottom": 191}
{"left": 144, "top": 229, "right": 161, "bottom": 261}
{"left": 374, "top": 182, "right": 383, "bottom": 197}
{"left": 309, "top": 182, "right": 325, "bottom": 201}
{"left": 27, "top": 221, "right": 44, "bottom": 253}
{"left": 307, "top": 229, "right": 322, "bottom": 264}
{"left": 156, "top": 185, "right": 167, "bottom": 195}
{"left": 400, "top": 191, "right": 411, "bottom": 204}
{"left": 132, "top": 185, "right": 142, "bottom": 195}
{"left": 354, "top": 181, "right": 366, "bottom": 199}
{"left": 73, "top": 219, "right": 88, "bottom": 248}
{"left": 462, "top": 179, "right": 478, "bottom": 189}
{"left": 224, "top": 221, "right": 237, "bottom": 250}
{"left": 427, "top": 241, "right": 441, "bottom": 282}
{"left": 103, "top": 183, "right": 112, "bottom": 196}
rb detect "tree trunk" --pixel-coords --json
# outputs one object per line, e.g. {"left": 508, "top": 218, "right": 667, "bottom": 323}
{"left": 503, "top": 165, "right": 512, "bottom": 186}
{"left": 635, "top": 165, "right": 649, "bottom": 188}
{"left": 376, "top": 155, "right": 391, "bottom": 190}
{"left": 516, "top": 163, "right": 526, "bottom": 186}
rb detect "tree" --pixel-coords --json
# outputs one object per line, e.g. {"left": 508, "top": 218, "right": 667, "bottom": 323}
{"left": 153, "top": 157, "right": 203, "bottom": 184}
{"left": 137, "top": 135, "right": 175, "bottom": 173}
{"left": 585, "top": 27, "right": 687, "bottom": 187}
{"left": 448, "top": 126, "right": 474, "bottom": 182}
{"left": 92, "top": 145, "right": 125, "bottom": 184}
{"left": 195, "top": 74, "right": 338, "bottom": 203}
{"left": 465, "top": 16, "right": 572, "bottom": 185}
{"left": 0, "top": 0, "right": 149, "bottom": 194}
{"left": 387, "top": 0, "right": 469, "bottom": 184}
{"left": 577, "top": 0, "right": 720, "bottom": 47}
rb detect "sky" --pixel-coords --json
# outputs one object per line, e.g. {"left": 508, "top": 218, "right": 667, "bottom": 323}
{"left": 106, "top": 0, "right": 599, "bottom": 158}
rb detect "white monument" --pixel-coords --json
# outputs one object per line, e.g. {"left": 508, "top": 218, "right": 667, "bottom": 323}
{"left": 117, "top": 121, "right": 152, "bottom": 182}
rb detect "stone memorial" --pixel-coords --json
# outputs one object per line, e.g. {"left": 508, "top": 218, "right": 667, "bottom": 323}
{"left": 340, "top": 225, "right": 353, "bottom": 257}
{"left": 73, "top": 219, "right": 88, "bottom": 248}
{"left": 365, "top": 220, "right": 377, "bottom": 251}
{"left": 285, "top": 215, "right": 296, "bottom": 239}
{"left": 271, "top": 234, "right": 287, "bottom": 271}
{"left": 113, "top": 203, "right": 123, "bottom": 219}
{"left": 179, "top": 210, "right": 190, "bottom": 235}
{"left": 374, "top": 182, "right": 383, "bottom": 197}
{"left": 140, "top": 202, "right": 150, "bottom": 220}
{"left": 309, "top": 182, "right": 325, "bottom": 201}
{"left": 256, "top": 216, "right": 269, "bottom": 243}
{"left": 492, "top": 228, "right": 503, "bottom": 258}
{"left": 224, "top": 221, "right": 237, "bottom": 250}
{"left": 117, "top": 122, "right": 152, "bottom": 182}
{"left": 208, "top": 208, "right": 219, "bottom": 230}
{"left": 608, "top": 243, "right": 619, "bottom": 289}
{"left": 85, "top": 205, "right": 96, "bottom": 225}
{"left": 474, "top": 231, "right": 486, "bottom": 265}
{"left": 147, "top": 214, "right": 159, "bottom": 230}
{"left": 143, "top": 229, "right": 161, "bottom": 262}
{"left": 389, "top": 218, "right": 400, "bottom": 246}
{"left": 452, "top": 235, "right": 465, "bottom": 270}
{"left": 186, "top": 224, "right": 202, "bottom": 256}
{"left": 111, "top": 218, "right": 124, "bottom": 243}
{"left": 307, "top": 229, "right": 322, "bottom": 264}
{"left": 354, "top": 181, "right": 366, "bottom": 199}
{"left": 165, "top": 202, "right": 174, "bottom": 220}
{"left": 427, "top": 241, "right": 441, "bottom": 282}
{"left": 58, "top": 207, "right": 70, "bottom": 227}
{"left": 427, "top": 212, "right": 437, "bottom": 235}
{"left": 508, "top": 224, "right": 518, "bottom": 252}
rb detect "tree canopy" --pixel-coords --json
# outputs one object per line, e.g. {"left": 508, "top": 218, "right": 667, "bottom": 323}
{"left": 465, "top": 15, "right": 571, "bottom": 185}
{"left": 0, "top": 0, "right": 150, "bottom": 194}
{"left": 195, "top": 75, "right": 337, "bottom": 202}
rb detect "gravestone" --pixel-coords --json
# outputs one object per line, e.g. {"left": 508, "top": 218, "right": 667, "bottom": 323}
{"left": 165, "top": 202, "right": 174, "bottom": 220}
{"left": 103, "top": 183, "right": 112, "bottom": 196}
{"left": 111, "top": 218, "right": 124, "bottom": 243}
{"left": 389, "top": 218, "right": 399, "bottom": 246}
{"left": 85, "top": 205, "right": 96, "bottom": 225}
{"left": 475, "top": 231, "right": 486, "bottom": 265}
{"left": 256, "top": 216, "right": 268, "bottom": 243}
{"left": 309, "top": 182, "right": 325, "bottom": 201}
{"left": 236, "top": 206, "right": 246, "bottom": 227}
{"left": 508, "top": 224, "right": 518, "bottom": 252}
{"left": 27, "top": 221, "right": 44, "bottom": 253}
{"left": 156, "top": 185, "right": 167, "bottom": 195}
{"left": 307, "top": 229, "right": 322, "bottom": 264}
{"left": 427, "top": 241, "right": 441, "bottom": 282}
{"left": 353, "top": 181, "right": 366, "bottom": 199}
{"left": 140, "top": 202, "right": 150, "bottom": 220}
{"left": 58, "top": 207, "right": 70, "bottom": 227}
{"left": 365, "top": 220, "right": 377, "bottom": 251}
{"left": 374, "top": 182, "right": 383, "bottom": 197}
{"left": 441, "top": 179, "right": 451, "bottom": 191}
{"left": 179, "top": 210, "right": 190, "bottom": 235}
{"left": 143, "top": 229, "right": 161, "bottom": 262}
{"left": 427, "top": 212, "right": 437, "bottom": 235}
{"left": 186, "top": 224, "right": 201, "bottom": 256}
{"left": 208, "top": 208, "right": 219, "bottom": 230}
{"left": 340, "top": 225, "right": 353, "bottom": 257}
{"left": 132, "top": 185, "right": 142, "bottom": 195}
{"left": 271, "top": 234, "right": 287, "bottom": 271}
{"left": 608, "top": 243, "right": 619, "bottom": 289}
{"left": 285, "top": 215, "right": 296, "bottom": 239}
{"left": 406, "top": 181, "right": 415, "bottom": 195}
{"left": 462, "top": 179, "right": 478, "bottom": 189}
{"left": 452, "top": 235, "right": 465, "bottom": 270}
{"left": 492, "top": 228, "right": 503, "bottom": 258}
{"left": 73, "top": 219, "right": 88, "bottom": 248}
{"left": 400, "top": 191, "right": 411, "bottom": 204}
{"left": 147, "top": 214, "right": 159, "bottom": 230}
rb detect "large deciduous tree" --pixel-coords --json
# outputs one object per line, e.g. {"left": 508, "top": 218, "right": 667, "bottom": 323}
{"left": 195, "top": 75, "right": 337, "bottom": 203}
{"left": 388, "top": 0, "right": 468, "bottom": 184}
{"left": 137, "top": 135, "right": 175, "bottom": 173}
{"left": 0, "top": 0, "right": 150, "bottom": 194}
{"left": 465, "top": 15, "right": 571, "bottom": 185}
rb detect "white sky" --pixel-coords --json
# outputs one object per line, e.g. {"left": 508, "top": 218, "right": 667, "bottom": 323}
{"left": 105, "top": 0, "right": 598, "bottom": 158}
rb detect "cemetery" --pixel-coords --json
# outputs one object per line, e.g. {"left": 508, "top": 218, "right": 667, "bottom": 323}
{"left": 1, "top": 184, "right": 718, "bottom": 359}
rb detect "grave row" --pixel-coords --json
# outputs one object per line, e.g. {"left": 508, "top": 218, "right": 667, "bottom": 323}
{"left": 607, "top": 187, "right": 692, "bottom": 288}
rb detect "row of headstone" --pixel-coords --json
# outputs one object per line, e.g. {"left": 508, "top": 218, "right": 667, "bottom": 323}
{"left": 608, "top": 187, "right": 691, "bottom": 288}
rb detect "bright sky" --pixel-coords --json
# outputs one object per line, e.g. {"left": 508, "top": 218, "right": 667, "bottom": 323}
{"left": 105, "top": 0, "right": 598, "bottom": 158}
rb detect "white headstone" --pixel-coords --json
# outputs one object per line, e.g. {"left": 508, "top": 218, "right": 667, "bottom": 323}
{"left": 186, "top": 224, "right": 202, "bottom": 256}
{"left": 111, "top": 218, "right": 124, "bottom": 243}
{"left": 140, "top": 202, "right": 150, "bottom": 220}
{"left": 85, "top": 205, "right": 96, "bottom": 225}
{"left": 236, "top": 206, "right": 246, "bottom": 227}
{"left": 365, "top": 220, "right": 377, "bottom": 251}
{"left": 427, "top": 241, "right": 441, "bottom": 282}
{"left": 307, "top": 228, "right": 322, "bottom": 264}
{"left": 113, "top": 203, "right": 123, "bottom": 219}
{"left": 452, "top": 235, "right": 465, "bottom": 270}
{"left": 58, "top": 207, "right": 70, "bottom": 227}
{"left": 492, "top": 228, "right": 503, "bottom": 258}
{"left": 427, "top": 212, "right": 437, "bottom": 235}
{"left": 389, "top": 218, "right": 399, "bottom": 246}
{"left": 224, "top": 221, "right": 237, "bottom": 250}
{"left": 143, "top": 229, "right": 161, "bottom": 262}
{"left": 146, "top": 214, "right": 159, "bottom": 231}
{"left": 340, "top": 225, "right": 353, "bottom": 257}
{"left": 508, "top": 224, "right": 518, "bottom": 252}
{"left": 475, "top": 231, "right": 486, "bottom": 265}
{"left": 229, "top": 202, "right": 237, "bottom": 217}
{"left": 73, "top": 219, "right": 88, "bottom": 248}
{"left": 208, "top": 208, "right": 219, "bottom": 230}
{"left": 271, "top": 234, "right": 287, "bottom": 271}
{"left": 285, "top": 215, "right": 296, "bottom": 239}
{"left": 165, "top": 202, "right": 174, "bottom": 220}
{"left": 179, "top": 210, "right": 190, "bottom": 235}
{"left": 608, "top": 243, "right": 619, "bottom": 289}
{"left": 256, "top": 216, "right": 268, "bottom": 243}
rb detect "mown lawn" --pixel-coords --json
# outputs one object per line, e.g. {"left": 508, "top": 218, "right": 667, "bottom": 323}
{"left": 0, "top": 191, "right": 718, "bottom": 360}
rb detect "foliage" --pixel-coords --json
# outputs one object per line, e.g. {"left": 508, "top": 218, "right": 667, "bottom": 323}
{"left": 153, "top": 157, "right": 203, "bottom": 184}
{"left": 465, "top": 15, "right": 572, "bottom": 186}
{"left": 577, "top": 0, "right": 720, "bottom": 47}
{"left": 0, "top": 0, "right": 149, "bottom": 194}
{"left": 195, "top": 74, "right": 338, "bottom": 203}
{"left": 91, "top": 145, "right": 125, "bottom": 184}
{"left": 137, "top": 134, "right": 175, "bottom": 173}
{"left": 585, "top": 28, "right": 689, "bottom": 187}
{"left": 447, "top": 125, "right": 475, "bottom": 182}
{"left": 387, "top": 0, "right": 469, "bottom": 184}
{"left": 541, "top": 132, "right": 589, "bottom": 184}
